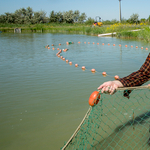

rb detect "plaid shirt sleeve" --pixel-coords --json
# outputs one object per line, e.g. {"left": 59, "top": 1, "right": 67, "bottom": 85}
{"left": 118, "top": 53, "right": 150, "bottom": 87}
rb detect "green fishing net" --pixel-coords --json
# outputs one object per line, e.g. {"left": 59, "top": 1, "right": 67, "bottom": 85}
{"left": 62, "top": 87, "right": 150, "bottom": 150}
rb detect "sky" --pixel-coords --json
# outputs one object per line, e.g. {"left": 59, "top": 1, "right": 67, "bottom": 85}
{"left": 0, "top": 0, "right": 150, "bottom": 21}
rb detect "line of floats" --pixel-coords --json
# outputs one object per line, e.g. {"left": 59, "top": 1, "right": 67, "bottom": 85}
{"left": 45, "top": 41, "right": 149, "bottom": 80}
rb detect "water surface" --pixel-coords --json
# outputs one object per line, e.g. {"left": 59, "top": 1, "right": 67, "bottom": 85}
{"left": 0, "top": 33, "right": 150, "bottom": 150}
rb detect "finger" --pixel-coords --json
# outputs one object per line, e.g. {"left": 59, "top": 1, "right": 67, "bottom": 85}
{"left": 97, "top": 83, "right": 107, "bottom": 90}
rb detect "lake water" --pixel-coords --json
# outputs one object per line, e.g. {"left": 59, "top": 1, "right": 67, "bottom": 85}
{"left": 0, "top": 33, "right": 150, "bottom": 150}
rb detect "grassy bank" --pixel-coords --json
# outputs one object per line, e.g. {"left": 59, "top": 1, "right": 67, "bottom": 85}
{"left": 0, "top": 23, "right": 150, "bottom": 42}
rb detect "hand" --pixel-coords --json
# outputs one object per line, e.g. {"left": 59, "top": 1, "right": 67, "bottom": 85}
{"left": 97, "top": 80, "right": 123, "bottom": 95}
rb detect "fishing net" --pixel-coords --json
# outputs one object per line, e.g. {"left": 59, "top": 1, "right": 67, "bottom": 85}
{"left": 61, "top": 85, "right": 150, "bottom": 150}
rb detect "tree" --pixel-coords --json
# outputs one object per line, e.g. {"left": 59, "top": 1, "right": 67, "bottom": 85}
{"left": 56, "top": 12, "right": 63, "bottom": 23}
{"left": 128, "top": 13, "right": 139, "bottom": 24}
{"left": 63, "top": 10, "right": 74, "bottom": 23}
{"left": 73, "top": 10, "right": 80, "bottom": 22}
{"left": 85, "top": 17, "right": 95, "bottom": 25}
{"left": 78, "top": 12, "right": 87, "bottom": 23}
{"left": 49, "top": 11, "right": 56, "bottom": 22}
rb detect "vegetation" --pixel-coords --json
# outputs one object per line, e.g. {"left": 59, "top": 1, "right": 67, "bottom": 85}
{"left": 0, "top": 7, "right": 150, "bottom": 42}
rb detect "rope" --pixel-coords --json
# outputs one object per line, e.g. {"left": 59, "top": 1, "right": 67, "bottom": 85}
{"left": 61, "top": 107, "right": 92, "bottom": 150}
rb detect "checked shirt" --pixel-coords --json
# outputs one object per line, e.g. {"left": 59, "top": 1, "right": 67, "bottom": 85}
{"left": 118, "top": 53, "right": 150, "bottom": 87}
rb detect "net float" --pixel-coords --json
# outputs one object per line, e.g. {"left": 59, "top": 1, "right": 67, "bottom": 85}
{"left": 57, "top": 48, "right": 59, "bottom": 50}
{"left": 146, "top": 48, "right": 148, "bottom": 50}
{"left": 69, "top": 62, "right": 72, "bottom": 65}
{"left": 66, "top": 59, "right": 69, "bottom": 63}
{"left": 102, "top": 43, "right": 104, "bottom": 45}
{"left": 82, "top": 66, "right": 86, "bottom": 70}
{"left": 114, "top": 75, "right": 119, "bottom": 80}
{"left": 91, "top": 69, "right": 96, "bottom": 72}
{"left": 97, "top": 43, "right": 99, "bottom": 45}
{"left": 108, "top": 43, "right": 110, "bottom": 46}
{"left": 113, "top": 44, "right": 115, "bottom": 46}
{"left": 89, "top": 91, "right": 100, "bottom": 106}
{"left": 136, "top": 46, "right": 138, "bottom": 48}
{"left": 125, "top": 45, "right": 128, "bottom": 47}
{"left": 131, "top": 45, "right": 133, "bottom": 48}
{"left": 63, "top": 58, "right": 65, "bottom": 61}
{"left": 52, "top": 47, "right": 55, "bottom": 50}
{"left": 75, "top": 64, "right": 78, "bottom": 67}
{"left": 102, "top": 72, "right": 107, "bottom": 75}
{"left": 48, "top": 47, "right": 50, "bottom": 49}
{"left": 59, "top": 43, "right": 61, "bottom": 45}
{"left": 141, "top": 47, "right": 143, "bottom": 49}
{"left": 52, "top": 44, "right": 54, "bottom": 46}
{"left": 119, "top": 44, "right": 121, "bottom": 46}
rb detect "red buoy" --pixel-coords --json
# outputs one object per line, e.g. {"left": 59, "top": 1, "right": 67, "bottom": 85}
{"left": 89, "top": 91, "right": 100, "bottom": 106}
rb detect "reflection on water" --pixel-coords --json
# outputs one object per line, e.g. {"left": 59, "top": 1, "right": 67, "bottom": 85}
{"left": 0, "top": 33, "right": 150, "bottom": 150}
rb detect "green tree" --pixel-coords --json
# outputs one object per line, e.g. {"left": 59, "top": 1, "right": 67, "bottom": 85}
{"left": 49, "top": 11, "right": 56, "bottom": 22}
{"left": 78, "top": 12, "right": 87, "bottom": 23}
{"left": 73, "top": 10, "right": 80, "bottom": 22}
{"left": 128, "top": 13, "right": 139, "bottom": 24}
{"left": 85, "top": 17, "right": 95, "bottom": 25}
{"left": 63, "top": 10, "right": 74, "bottom": 23}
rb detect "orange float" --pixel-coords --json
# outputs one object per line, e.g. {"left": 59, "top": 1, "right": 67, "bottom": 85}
{"left": 136, "top": 46, "right": 138, "bottom": 48}
{"left": 141, "top": 47, "right": 143, "bottom": 49}
{"left": 69, "top": 62, "right": 72, "bottom": 65}
{"left": 146, "top": 48, "right": 148, "bottom": 50}
{"left": 84, "top": 42, "right": 86, "bottom": 44}
{"left": 66, "top": 59, "right": 69, "bottom": 63}
{"left": 75, "top": 64, "right": 78, "bottom": 67}
{"left": 63, "top": 58, "right": 65, "bottom": 61}
{"left": 108, "top": 43, "right": 110, "bottom": 46}
{"left": 102, "top": 43, "right": 104, "bottom": 45}
{"left": 57, "top": 48, "right": 59, "bottom": 50}
{"left": 113, "top": 44, "right": 115, "bottom": 46}
{"left": 82, "top": 66, "right": 86, "bottom": 70}
{"left": 57, "top": 54, "right": 60, "bottom": 57}
{"left": 131, "top": 45, "right": 133, "bottom": 48}
{"left": 93, "top": 42, "right": 95, "bottom": 44}
{"left": 125, "top": 45, "right": 128, "bottom": 47}
{"left": 52, "top": 47, "right": 55, "bottom": 50}
{"left": 60, "top": 56, "right": 63, "bottom": 59}
{"left": 48, "top": 47, "right": 50, "bottom": 49}
{"left": 97, "top": 43, "right": 99, "bottom": 45}
{"left": 89, "top": 91, "right": 100, "bottom": 106}
{"left": 59, "top": 43, "right": 61, "bottom": 45}
{"left": 114, "top": 75, "right": 119, "bottom": 80}
{"left": 119, "top": 44, "right": 121, "bottom": 47}
{"left": 102, "top": 72, "right": 107, "bottom": 75}
{"left": 88, "top": 42, "right": 90, "bottom": 44}
{"left": 78, "top": 41, "right": 81, "bottom": 44}
{"left": 91, "top": 69, "right": 96, "bottom": 72}
{"left": 52, "top": 44, "right": 54, "bottom": 46}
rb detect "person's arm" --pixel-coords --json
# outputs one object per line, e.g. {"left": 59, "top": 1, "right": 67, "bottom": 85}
{"left": 98, "top": 53, "right": 150, "bottom": 94}
{"left": 118, "top": 53, "right": 150, "bottom": 87}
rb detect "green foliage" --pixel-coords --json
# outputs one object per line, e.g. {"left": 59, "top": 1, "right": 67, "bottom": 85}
{"left": 128, "top": 13, "right": 139, "bottom": 24}
{"left": 85, "top": 17, "right": 95, "bottom": 25}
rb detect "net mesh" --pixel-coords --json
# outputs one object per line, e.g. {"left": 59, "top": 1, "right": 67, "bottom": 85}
{"left": 62, "top": 87, "right": 150, "bottom": 150}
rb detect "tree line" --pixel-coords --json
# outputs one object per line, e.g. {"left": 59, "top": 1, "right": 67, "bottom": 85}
{"left": 0, "top": 7, "right": 87, "bottom": 24}
{"left": 0, "top": 7, "right": 150, "bottom": 25}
